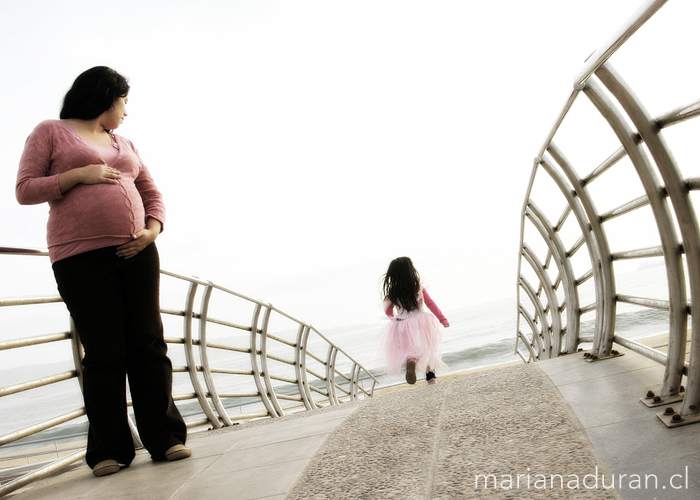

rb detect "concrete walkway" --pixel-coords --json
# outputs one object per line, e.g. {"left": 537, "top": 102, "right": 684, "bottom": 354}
{"left": 537, "top": 346, "right": 700, "bottom": 500}
{"left": 4, "top": 344, "right": 699, "bottom": 499}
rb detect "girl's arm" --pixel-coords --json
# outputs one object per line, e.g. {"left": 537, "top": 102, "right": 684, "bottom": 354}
{"left": 384, "top": 299, "right": 395, "bottom": 318}
{"left": 422, "top": 288, "right": 450, "bottom": 327}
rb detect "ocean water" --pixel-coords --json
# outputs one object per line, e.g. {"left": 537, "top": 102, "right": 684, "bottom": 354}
{"left": 0, "top": 264, "right": 670, "bottom": 452}
{"left": 324, "top": 264, "right": 670, "bottom": 389}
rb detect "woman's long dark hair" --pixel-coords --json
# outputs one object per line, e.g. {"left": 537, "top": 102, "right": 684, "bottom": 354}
{"left": 60, "top": 66, "right": 130, "bottom": 120}
{"left": 382, "top": 256, "right": 421, "bottom": 312}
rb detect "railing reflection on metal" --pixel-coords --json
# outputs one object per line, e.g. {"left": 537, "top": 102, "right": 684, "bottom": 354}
{"left": 516, "top": 0, "right": 700, "bottom": 429}
{"left": 0, "top": 248, "right": 377, "bottom": 497}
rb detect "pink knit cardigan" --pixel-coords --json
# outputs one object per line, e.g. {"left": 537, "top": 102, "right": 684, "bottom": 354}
{"left": 16, "top": 120, "right": 166, "bottom": 263}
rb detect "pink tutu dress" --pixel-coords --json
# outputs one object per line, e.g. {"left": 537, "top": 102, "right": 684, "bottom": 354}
{"left": 378, "top": 286, "right": 449, "bottom": 376}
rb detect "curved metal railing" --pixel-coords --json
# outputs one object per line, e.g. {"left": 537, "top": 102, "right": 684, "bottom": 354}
{"left": 516, "top": 0, "right": 700, "bottom": 428}
{"left": 0, "top": 247, "right": 377, "bottom": 497}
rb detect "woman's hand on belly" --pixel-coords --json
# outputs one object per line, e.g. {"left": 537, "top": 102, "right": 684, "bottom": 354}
{"left": 59, "top": 164, "right": 121, "bottom": 194}
{"left": 115, "top": 218, "right": 162, "bottom": 259}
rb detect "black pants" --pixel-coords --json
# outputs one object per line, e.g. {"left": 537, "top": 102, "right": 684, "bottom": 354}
{"left": 53, "top": 244, "right": 186, "bottom": 468}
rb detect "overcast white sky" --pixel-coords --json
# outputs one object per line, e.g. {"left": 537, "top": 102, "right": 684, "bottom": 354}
{"left": 2, "top": 0, "right": 698, "bottom": 332}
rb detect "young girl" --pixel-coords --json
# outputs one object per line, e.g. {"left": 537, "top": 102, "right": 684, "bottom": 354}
{"left": 378, "top": 257, "right": 449, "bottom": 385}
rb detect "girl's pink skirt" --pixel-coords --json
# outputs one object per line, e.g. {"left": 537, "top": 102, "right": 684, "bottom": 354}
{"left": 377, "top": 311, "right": 448, "bottom": 376}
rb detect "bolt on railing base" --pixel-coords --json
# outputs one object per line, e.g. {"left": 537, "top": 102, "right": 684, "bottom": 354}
{"left": 581, "top": 350, "right": 624, "bottom": 363}
{"left": 657, "top": 407, "right": 700, "bottom": 428}
{"left": 639, "top": 386, "right": 685, "bottom": 408}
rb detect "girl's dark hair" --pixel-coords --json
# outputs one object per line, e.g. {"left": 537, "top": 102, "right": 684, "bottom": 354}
{"left": 382, "top": 256, "right": 421, "bottom": 312}
{"left": 60, "top": 66, "right": 130, "bottom": 120}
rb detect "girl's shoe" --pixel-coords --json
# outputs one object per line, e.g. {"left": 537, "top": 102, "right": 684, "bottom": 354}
{"left": 405, "top": 360, "right": 417, "bottom": 384}
{"left": 92, "top": 459, "right": 120, "bottom": 477}
{"left": 426, "top": 371, "right": 437, "bottom": 385}
{"left": 427, "top": 378, "right": 438, "bottom": 385}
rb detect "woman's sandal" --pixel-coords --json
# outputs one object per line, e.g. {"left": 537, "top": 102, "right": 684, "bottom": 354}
{"left": 92, "top": 459, "right": 120, "bottom": 477}
{"left": 165, "top": 444, "right": 192, "bottom": 461}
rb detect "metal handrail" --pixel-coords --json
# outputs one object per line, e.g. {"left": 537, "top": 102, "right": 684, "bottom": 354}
{"left": 516, "top": 0, "right": 700, "bottom": 427}
{"left": 0, "top": 247, "right": 377, "bottom": 497}
{"left": 572, "top": 0, "right": 668, "bottom": 87}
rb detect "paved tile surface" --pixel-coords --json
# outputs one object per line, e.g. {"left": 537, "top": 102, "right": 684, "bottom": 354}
{"left": 538, "top": 348, "right": 700, "bottom": 500}
{"left": 287, "top": 363, "right": 618, "bottom": 499}
{"left": 4, "top": 404, "right": 359, "bottom": 500}
{"left": 5, "top": 345, "right": 698, "bottom": 499}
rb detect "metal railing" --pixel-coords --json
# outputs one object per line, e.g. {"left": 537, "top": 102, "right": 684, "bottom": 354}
{"left": 516, "top": 0, "right": 700, "bottom": 428}
{"left": 0, "top": 247, "right": 377, "bottom": 497}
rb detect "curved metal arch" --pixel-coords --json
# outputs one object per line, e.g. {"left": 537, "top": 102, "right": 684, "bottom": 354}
{"left": 537, "top": 154, "right": 601, "bottom": 354}
{"left": 596, "top": 63, "right": 696, "bottom": 408}
{"left": 294, "top": 324, "right": 313, "bottom": 410}
{"left": 519, "top": 303, "right": 543, "bottom": 359}
{"left": 350, "top": 364, "right": 361, "bottom": 401}
{"left": 248, "top": 303, "right": 277, "bottom": 417}
{"left": 525, "top": 202, "right": 580, "bottom": 354}
{"left": 298, "top": 325, "right": 317, "bottom": 409}
{"left": 183, "top": 281, "right": 222, "bottom": 428}
{"left": 572, "top": 0, "right": 668, "bottom": 88}
{"left": 517, "top": 330, "right": 538, "bottom": 362}
{"left": 519, "top": 275, "right": 550, "bottom": 359}
{"left": 522, "top": 244, "right": 563, "bottom": 356}
{"left": 198, "top": 282, "right": 233, "bottom": 426}
{"left": 583, "top": 77, "right": 686, "bottom": 364}
{"left": 325, "top": 345, "right": 340, "bottom": 406}
{"left": 545, "top": 143, "right": 616, "bottom": 357}
{"left": 258, "top": 306, "right": 284, "bottom": 416}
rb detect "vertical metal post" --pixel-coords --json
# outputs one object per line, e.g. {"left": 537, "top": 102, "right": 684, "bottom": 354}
{"left": 517, "top": 329, "right": 538, "bottom": 362}
{"left": 522, "top": 245, "right": 563, "bottom": 356}
{"left": 545, "top": 144, "right": 616, "bottom": 357}
{"left": 538, "top": 155, "right": 602, "bottom": 354}
{"left": 519, "top": 276, "right": 550, "bottom": 359}
{"left": 596, "top": 63, "right": 696, "bottom": 407}
{"left": 258, "top": 306, "right": 284, "bottom": 416}
{"left": 516, "top": 164, "right": 541, "bottom": 355}
{"left": 294, "top": 324, "right": 313, "bottom": 410}
{"left": 198, "top": 282, "right": 233, "bottom": 426}
{"left": 249, "top": 304, "right": 277, "bottom": 417}
{"left": 349, "top": 364, "right": 359, "bottom": 401}
{"left": 519, "top": 305, "right": 543, "bottom": 359}
{"left": 299, "top": 325, "right": 317, "bottom": 409}
{"left": 584, "top": 77, "right": 685, "bottom": 366}
{"left": 325, "top": 345, "right": 339, "bottom": 405}
{"left": 182, "top": 281, "right": 222, "bottom": 428}
{"left": 524, "top": 202, "right": 580, "bottom": 358}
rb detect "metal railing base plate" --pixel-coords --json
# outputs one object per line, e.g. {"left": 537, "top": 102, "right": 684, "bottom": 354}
{"left": 639, "top": 387, "right": 685, "bottom": 408}
{"left": 657, "top": 408, "right": 700, "bottom": 428}
{"left": 581, "top": 351, "right": 625, "bottom": 363}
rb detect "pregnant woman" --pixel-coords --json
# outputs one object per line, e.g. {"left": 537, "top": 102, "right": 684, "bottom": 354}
{"left": 16, "top": 66, "right": 191, "bottom": 477}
